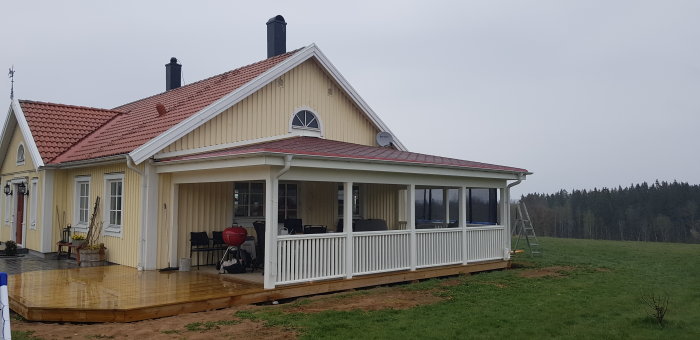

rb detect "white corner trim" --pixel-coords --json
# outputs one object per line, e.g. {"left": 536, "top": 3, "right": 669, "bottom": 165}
{"left": 11, "top": 100, "right": 44, "bottom": 168}
{"left": 129, "top": 43, "right": 407, "bottom": 164}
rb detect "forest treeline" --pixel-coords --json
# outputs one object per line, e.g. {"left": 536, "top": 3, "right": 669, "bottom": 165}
{"left": 520, "top": 180, "right": 700, "bottom": 243}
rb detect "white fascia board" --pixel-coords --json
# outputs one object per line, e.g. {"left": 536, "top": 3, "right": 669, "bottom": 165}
{"left": 156, "top": 151, "right": 524, "bottom": 180}
{"left": 129, "top": 45, "right": 318, "bottom": 164}
{"left": 130, "top": 43, "right": 408, "bottom": 164}
{"left": 308, "top": 46, "right": 408, "bottom": 151}
{"left": 0, "top": 105, "right": 15, "bottom": 166}
{"left": 11, "top": 100, "right": 44, "bottom": 168}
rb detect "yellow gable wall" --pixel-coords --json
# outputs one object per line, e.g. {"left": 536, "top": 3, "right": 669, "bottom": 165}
{"left": 0, "top": 126, "right": 43, "bottom": 250}
{"left": 161, "top": 59, "right": 380, "bottom": 154}
{"left": 53, "top": 162, "right": 143, "bottom": 267}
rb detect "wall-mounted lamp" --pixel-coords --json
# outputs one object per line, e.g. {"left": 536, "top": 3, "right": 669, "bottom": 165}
{"left": 3, "top": 183, "right": 12, "bottom": 196}
{"left": 17, "top": 182, "right": 27, "bottom": 196}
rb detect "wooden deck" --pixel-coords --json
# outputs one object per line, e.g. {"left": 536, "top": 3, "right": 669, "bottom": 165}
{"left": 9, "top": 260, "right": 509, "bottom": 323}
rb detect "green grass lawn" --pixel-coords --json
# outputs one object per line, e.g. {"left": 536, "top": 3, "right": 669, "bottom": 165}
{"left": 242, "top": 237, "right": 700, "bottom": 339}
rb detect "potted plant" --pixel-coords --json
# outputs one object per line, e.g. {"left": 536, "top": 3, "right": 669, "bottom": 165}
{"left": 71, "top": 234, "right": 86, "bottom": 247}
{"left": 4, "top": 240, "right": 17, "bottom": 256}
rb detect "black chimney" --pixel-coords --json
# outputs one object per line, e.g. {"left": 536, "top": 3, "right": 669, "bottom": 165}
{"left": 165, "top": 57, "right": 181, "bottom": 91}
{"left": 266, "top": 15, "right": 287, "bottom": 58}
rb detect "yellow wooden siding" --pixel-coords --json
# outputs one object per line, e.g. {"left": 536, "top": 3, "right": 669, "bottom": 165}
{"left": 161, "top": 59, "right": 380, "bottom": 154}
{"left": 0, "top": 125, "right": 44, "bottom": 249}
{"left": 298, "top": 181, "right": 337, "bottom": 230}
{"left": 0, "top": 127, "right": 36, "bottom": 174}
{"left": 156, "top": 173, "right": 172, "bottom": 269}
{"left": 52, "top": 163, "right": 142, "bottom": 267}
{"left": 363, "top": 184, "right": 401, "bottom": 230}
{"left": 176, "top": 183, "right": 233, "bottom": 265}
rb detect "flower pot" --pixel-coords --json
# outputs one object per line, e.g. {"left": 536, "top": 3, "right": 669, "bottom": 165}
{"left": 71, "top": 240, "right": 85, "bottom": 247}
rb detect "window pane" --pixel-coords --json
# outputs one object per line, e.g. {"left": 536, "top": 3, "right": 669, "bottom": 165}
{"left": 470, "top": 188, "right": 493, "bottom": 224}
{"left": 292, "top": 115, "right": 304, "bottom": 127}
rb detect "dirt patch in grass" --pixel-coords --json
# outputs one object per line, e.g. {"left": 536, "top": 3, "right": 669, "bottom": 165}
{"left": 283, "top": 287, "right": 445, "bottom": 313}
{"left": 595, "top": 267, "right": 612, "bottom": 272}
{"left": 518, "top": 266, "right": 575, "bottom": 278}
{"left": 510, "top": 261, "right": 536, "bottom": 269}
{"left": 438, "top": 279, "right": 462, "bottom": 287}
{"left": 12, "top": 306, "right": 297, "bottom": 340}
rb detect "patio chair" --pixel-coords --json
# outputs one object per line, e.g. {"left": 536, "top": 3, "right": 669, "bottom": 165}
{"left": 253, "top": 221, "right": 265, "bottom": 271}
{"left": 189, "top": 232, "right": 215, "bottom": 269}
{"left": 284, "top": 218, "right": 303, "bottom": 235}
{"left": 303, "top": 225, "right": 327, "bottom": 234}
{"left": 211, "top": 231, "right": 228, "bottom": 260}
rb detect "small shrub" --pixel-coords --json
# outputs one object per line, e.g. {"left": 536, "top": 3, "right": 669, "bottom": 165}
{"left": 4, "top": 240, "right": 17, "bottom": 256}
{"left": 641, "top": 293, "right": 669, "bottom": 327}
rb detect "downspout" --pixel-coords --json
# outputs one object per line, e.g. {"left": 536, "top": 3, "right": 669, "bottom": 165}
{"left": 126, "top": 155, "right": 147, "bottom": 270}
{"left": 505, "top": 174, "right": 524, "bottom": 251}
{"left": 276, "top": 154, "right": 293, "bottom": 178}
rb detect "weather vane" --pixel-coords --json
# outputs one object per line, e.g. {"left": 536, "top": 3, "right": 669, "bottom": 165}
{"left": 8, "top": 66, "right": 15, "bottom": 100}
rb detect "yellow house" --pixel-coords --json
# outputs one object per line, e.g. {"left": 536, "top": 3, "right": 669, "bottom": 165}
{"left": 0, "top": 16, "right": 529, "bottom": 289}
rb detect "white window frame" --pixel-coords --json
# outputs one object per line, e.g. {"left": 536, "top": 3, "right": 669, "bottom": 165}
{"left": 288, "top": 107, "right": 324, "bottom": 137}
{"left": 16, "top": 143, "right": 25, "bottom": 166}
{"left": 103, "top": 173, "right": 124, "bottom": 237}
{"left": 29, "top": 178, "right": 38, "bottom": 230}
{"left": 73, "top": 176, "right": 91, "bottom": 232}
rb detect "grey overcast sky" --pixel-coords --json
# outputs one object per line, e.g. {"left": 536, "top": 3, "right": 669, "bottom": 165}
{"left": 1, "top": 0, "right": 699, "bottom": 198}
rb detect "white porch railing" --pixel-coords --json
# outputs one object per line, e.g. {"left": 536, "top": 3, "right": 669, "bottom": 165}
{"left": 274, "top": 225, "right": 506, "bottom": 286}
{"left": 464, "top": 226, "right": 507, "bottom": 262}
{"left": 417, "top": 228, "right": 463, "bottom": 268}
{"left": 276, "top": 233, "right": 346, "bottom": 285}
{"left": 353, "top": 230, "right": 411, "bottom": 275}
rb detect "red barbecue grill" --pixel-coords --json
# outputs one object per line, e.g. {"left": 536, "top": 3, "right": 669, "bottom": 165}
{"left": 217, "top": 226, "right": 249, "bottom": 272}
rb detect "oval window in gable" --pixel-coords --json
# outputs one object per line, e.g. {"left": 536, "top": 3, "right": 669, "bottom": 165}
{"left": 292, "top": 110, "right": 319, "bottom": 130}
{"left": 17, "top": 144, "right": 25, "bottom": 164}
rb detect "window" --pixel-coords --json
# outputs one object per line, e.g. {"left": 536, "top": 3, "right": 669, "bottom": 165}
{"left": 234, "top": 182, "right": 265, "bottom": 217}
{"left": 74, "top": 176, "right": 91, "bottom": 232}
{"left": 17, "top": 144, "right": 25, "bottom": 165}
{"left": 414, "top": 188, "right": 498, "bottom": 225}
{"left": 291, "top": 110, "right": 320, "bottom": 130}
{"left": 415, "top": 188, "right": 446, "bottom": 222}
{"left": 29, "top": 179, "right": 38, "bottom": 230}
{"left": 469, "top": 188, "right": 497, "bottom": 225}
{"left": 104, "top": 174, "right": 124, "bottom": 236}
{"left": 278, "top": 183, "right": 298, "bottom": 220}
{"left": 338, "top": 184, "right": 360, "bottom": 217}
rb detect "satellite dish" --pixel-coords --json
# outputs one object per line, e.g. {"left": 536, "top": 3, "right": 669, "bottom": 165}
{"left": 376, "top": 131, "right": 393, "bottom": 147}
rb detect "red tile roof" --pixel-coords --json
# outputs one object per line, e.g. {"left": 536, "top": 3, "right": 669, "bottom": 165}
{"left": 159, "top": 136, "right": 529, "bottom": 173}
{"left": 35, "top": 50, "right": 299, "bottom": 164}
{"left": 18, "top": 100, "right": 123, "bottom": 163}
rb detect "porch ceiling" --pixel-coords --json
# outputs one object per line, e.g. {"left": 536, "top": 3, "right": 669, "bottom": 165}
{"left": 155, "top": 136, "right": 531, "bottom": 178}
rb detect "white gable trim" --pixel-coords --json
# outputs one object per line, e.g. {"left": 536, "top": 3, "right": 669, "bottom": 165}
{"left": 0, "top": 101, "right": 44, "bottom": 169}
{"left": 129, "top": 44, "right": 406, "bottom": 164}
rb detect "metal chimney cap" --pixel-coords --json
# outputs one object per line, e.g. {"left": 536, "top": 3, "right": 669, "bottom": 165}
{"left": 267, "top": 15, "right": 286, "bottom": 24}
{"left": 169, "top": 57, "right": 178, "bottom": 64}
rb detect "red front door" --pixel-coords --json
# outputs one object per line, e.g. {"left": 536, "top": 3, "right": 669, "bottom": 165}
{"left": 16, "top": 192, "right": 24, "bottom": 244}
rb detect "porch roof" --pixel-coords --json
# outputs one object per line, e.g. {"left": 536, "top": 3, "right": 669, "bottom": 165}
{"left": 157, "top": 136, "right": 530, "bottom": 174}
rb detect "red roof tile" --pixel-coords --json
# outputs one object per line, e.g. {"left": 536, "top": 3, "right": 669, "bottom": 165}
{"left": 47, "top": 50, "right": 299, "bottom": 164}
{"left": 18, "top": 100, "right": 123, "bottom": 163}
{"left": 159, "top": 136, "right": 529, "bottom": 173}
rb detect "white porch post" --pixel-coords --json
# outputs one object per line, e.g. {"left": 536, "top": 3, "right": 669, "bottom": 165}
{"left": 500, "top": 187, "right": 510, "bottom": 259}
{"left": 344, "top": 182, "right": 353, "bottom": 279}
{"left": 408, "top": 184, "right": 416, "bottom": 271}
{"left": 264, "top": 175, "right": 279, "bottom": 289}
{"left": 168, "top": 183, "right": 179, "bottom": 267}
{"left": 459, "top": 186, "right": 468, "bottom": 265}
{"left": 443, "top": 189, "right": 449, "bottom": 226}
{"left": 143, "top": 160, "right": 158, "bottom": 270}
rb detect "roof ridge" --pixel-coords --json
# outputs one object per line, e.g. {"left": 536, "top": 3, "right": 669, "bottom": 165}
{"left": 19, "top": 99, "right": 125, "bottom": 114}
{"left": 113, "top": 48, "right": 303, "bottom": 112}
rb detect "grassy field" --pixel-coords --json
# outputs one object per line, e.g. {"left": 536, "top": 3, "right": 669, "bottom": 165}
{"left": 238, "top": 237, "right": 700, "bottom": 339}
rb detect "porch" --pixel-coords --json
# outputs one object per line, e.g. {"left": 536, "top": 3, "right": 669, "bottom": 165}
{"left": 9, "top": 260, "right": 509, "bottom": 322}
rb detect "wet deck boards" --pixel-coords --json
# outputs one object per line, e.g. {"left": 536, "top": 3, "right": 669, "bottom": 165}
{"left": 9, "top": 260, "right": 508, "bottom": 322}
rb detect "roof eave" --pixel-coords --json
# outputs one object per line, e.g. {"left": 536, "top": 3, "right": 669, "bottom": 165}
{"left": 157, "top": 150, "right": 529, "bottom": 179}
{"left": 9, "top": 100, "right": 45, "bottom": 169}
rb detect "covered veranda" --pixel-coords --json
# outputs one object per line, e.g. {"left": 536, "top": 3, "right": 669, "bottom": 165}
{"left": 157, "top": 137, "right": 527, "bottom": 290}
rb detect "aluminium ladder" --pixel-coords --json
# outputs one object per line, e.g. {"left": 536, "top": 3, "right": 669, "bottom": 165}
{"left": 513, "top": 202, "right": 542, "bottom": 256}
